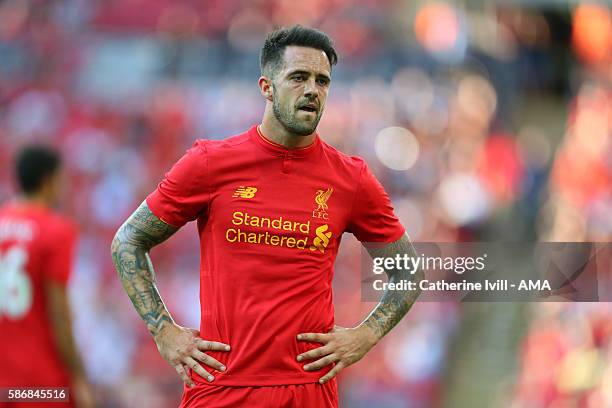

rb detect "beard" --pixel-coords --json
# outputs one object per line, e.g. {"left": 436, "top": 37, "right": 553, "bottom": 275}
{"left": 272, "top": 86, "right": 323, "bottom": 136}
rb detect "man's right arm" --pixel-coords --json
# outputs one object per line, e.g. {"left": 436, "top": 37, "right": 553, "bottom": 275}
{"left": 111, "top": 201, "right": 178, "bottom": 335}
{"left": 111, "top": 201, "right": 229, "bottom": 386}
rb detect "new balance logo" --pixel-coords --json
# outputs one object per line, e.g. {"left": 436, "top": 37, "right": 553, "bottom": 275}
{"left": 233, "top": 186, "right": 258, "bottom": 199}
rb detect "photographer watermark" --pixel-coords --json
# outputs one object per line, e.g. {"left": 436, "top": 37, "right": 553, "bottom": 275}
{"left": 361, "top": 242, "right": 611, "bottom": 302}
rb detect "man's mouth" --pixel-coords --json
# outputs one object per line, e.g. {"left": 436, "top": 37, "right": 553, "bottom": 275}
{"left": 298, "top": 104, "right": 318, "bottom": 113}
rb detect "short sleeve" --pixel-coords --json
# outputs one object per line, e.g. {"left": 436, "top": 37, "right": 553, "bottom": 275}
{"left": 146, "top": 141, "right": 209, "bottom": 227}
{"left": 346, "top": 162, "right": 405, "bottom": 243}
{"left": 45, "top": 220, "right": 77, "bottom": 285}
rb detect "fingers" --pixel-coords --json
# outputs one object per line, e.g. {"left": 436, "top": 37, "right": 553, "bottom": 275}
{"left": 192, "top": 349, "right": 226, "bottom": 372}
{"left": 174, "top": 364, "right": 194, "bottom": 388}
{"left": 297, "top": 345, "right": 332, "bottom": 362}
{"left": 174, "top": 348, "right": 226, "bottom": 387}
{"left": 184, "top": 357, "right": 214, "bottom": 382}
{"left": 197, "top": 339, "right": 231, "bottom": 352}
{"left": 303, "top": 354, "right": 338, "bottom": 371}
{"left": 297, "top": 332, "right": 329, "bottom": 343}
{"left": 319, "top": 362, "right": 344, "bottom": 384}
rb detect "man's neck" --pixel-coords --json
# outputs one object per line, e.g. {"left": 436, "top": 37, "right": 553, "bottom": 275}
{"left": 17, "top": 194, "right": 51, "bottom": 209}
{"left": 260, "top": 109, "right": 316, "bottom": 149}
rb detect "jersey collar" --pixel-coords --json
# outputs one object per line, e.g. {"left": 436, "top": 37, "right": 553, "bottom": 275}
{"left": 249, "top": 125, "right": 321, "bottom": 157}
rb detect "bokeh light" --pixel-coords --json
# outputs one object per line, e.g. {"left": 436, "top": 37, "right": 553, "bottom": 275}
{"left": 415, "top": 2, "right": 460, "bottom": 52}
{"left": 437, "top": 173, "right": 491, "bottom": 226}
{"left": 456, "top": 74, "right": 497, "bottom": 127}
{"left": 374, "top": 126, "right": 420, "bottom": 171}
{"left": 572, "top": 4, "right": 612, "bottom": 64}
{"left": 414, "top": 2, "right": 467, "bottom": 62}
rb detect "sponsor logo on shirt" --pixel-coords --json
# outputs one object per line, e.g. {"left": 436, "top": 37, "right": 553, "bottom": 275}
{"left": 225, "top": 211, "right": 333, "bottom": 253}
{"left": 232, "top": 186, "right": 258, "bottom": 199}
{"left": 309, "top": 224, "right": 332, "bottom": 253}
{"left": 312, "top": 187, "right": 333, "bottom": 219}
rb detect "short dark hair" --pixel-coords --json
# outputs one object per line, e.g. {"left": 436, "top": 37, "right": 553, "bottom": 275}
{"left": 15, "top": 145, "right": 61, "bottom": 194}
{"left": 260, "top": 25, "right": 338, "bottom": 78}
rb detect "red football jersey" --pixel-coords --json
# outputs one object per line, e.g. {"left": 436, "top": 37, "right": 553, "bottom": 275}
{"left": 0, "top": 203, "right": 77, "bottom": 387}
{"left": 147, "top": 125, "right": 405, "bottom": 386}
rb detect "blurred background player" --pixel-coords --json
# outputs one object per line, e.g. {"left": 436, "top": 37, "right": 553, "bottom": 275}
{"left": 0, "top": 146, "right": 94, "bottom": 408}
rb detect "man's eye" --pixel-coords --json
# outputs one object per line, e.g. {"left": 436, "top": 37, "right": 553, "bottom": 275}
{"left": 317, "top": 79, "right": 329, "bottom": 86}
{"left": 292, "top": 76, "right": 305, "bottom": 81}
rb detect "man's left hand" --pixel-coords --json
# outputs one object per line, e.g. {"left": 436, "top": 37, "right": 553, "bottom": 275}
{"left": 296, "top": 325, "right": 379, "bottom": 384}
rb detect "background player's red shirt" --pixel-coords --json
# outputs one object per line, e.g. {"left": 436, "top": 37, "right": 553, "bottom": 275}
{"left": 147, "top": 125, "right": 405, "bottom": 386}
{"left": 0, "top": 203, "right": 77, "bottom": 388}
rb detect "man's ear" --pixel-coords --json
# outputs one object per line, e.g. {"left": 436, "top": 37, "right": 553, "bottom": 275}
{"left": 258, "top": 76, "right": 273, "bottom": 102}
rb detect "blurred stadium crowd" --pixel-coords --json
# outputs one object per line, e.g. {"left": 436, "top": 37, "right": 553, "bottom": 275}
{"left": 0, "top": 0, "right": 610, "bottom": 407}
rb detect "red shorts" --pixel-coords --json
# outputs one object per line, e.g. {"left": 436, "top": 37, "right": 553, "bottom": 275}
{"left": 179, "top": 380, "right": 338, "bottom": 408}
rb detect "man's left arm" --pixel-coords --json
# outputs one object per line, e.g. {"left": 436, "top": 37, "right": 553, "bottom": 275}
{"left": 297, "top": 232, "right": 423, "bottom": 383}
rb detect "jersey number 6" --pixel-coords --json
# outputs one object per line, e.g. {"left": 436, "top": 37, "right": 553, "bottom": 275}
{"left": 0, "top": 246, "right": 32, "bottom": 319}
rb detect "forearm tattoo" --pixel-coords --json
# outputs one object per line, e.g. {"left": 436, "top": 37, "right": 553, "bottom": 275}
{"left": 362, "top": 234, "right": 423, "bottom": 340}
{"left": 111, "top": 202, "right": 178, "bottom": 336}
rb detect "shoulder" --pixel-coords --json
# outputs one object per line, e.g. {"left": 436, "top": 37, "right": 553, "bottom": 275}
{"left": 168, "top": 131, "right": 252, "bottom": 177}
{"left": 319, "top": 139, "right": 367, "bottom": 177}
{"left": 193, "top": 130, "right": 252, "bottom": 155}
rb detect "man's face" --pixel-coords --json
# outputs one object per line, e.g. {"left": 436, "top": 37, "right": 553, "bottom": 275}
{"left": 270, "top": 46, "right": 331, "bottom": 136}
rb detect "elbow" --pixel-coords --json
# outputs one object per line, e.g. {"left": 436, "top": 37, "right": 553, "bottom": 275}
{"left": 110, "top": 226, "right": 131, "bottom": 265}
{"left": 111, "top": 228, "right": 133, "bottom": 282}
{"left": 110, "top": 226, "right": 148, "bottom": 266}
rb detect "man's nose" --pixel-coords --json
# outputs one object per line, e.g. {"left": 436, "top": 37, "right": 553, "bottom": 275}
{"left": 303, "top": 77, "right": 319, "bottom": 98}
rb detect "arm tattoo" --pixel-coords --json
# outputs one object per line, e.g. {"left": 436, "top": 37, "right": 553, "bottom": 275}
{"left": 111, "top": 201, "right": 179, "bottom": 336}
{"left": 361, "top": 234, "right": 423, "bottom": 340}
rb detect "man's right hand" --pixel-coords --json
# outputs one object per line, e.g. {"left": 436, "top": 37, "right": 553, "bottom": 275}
{"left": 153, "top": 324, "right": 231, "bottom": 387}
